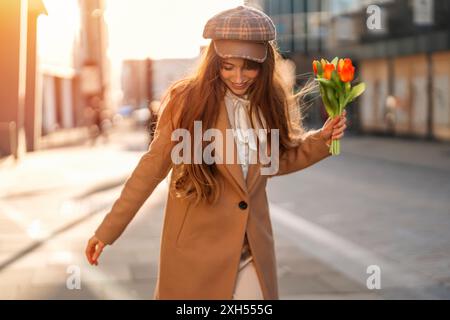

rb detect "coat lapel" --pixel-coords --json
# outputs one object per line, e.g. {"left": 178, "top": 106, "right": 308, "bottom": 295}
{"left": 214, "top": 99, "right": 272, "bottom": 196}
{"left": 215, "top": 99, "right": 248, "bottom": 197}
{"left": 246, "top": 132, "right": 271, "bottom": 192}
{"left": 246, "top": 106, "right": 273, "bottom": 191}
{"left": 246, "top": 162, "right": 259, "bottom": 192}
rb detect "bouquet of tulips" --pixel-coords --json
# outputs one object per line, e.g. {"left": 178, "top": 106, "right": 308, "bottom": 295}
{"left": 313, "top": 58, "right": 366, "bottom": 155}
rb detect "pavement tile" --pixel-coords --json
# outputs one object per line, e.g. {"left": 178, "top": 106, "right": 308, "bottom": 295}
{"left": 129, "top": 263, "right": 159, "bottom": 281}
{"left": 316, "top": 271, "right": 369, "bottom": 293}
{"left": 278, "top": 274, "right": 336, "bottom": 296}
{"left": 14, "top": 283, "right": 101, "bottom": 300}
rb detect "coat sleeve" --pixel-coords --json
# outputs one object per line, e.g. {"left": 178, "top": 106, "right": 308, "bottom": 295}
{"left": 270, "top": 128, "right": 332, "bottom": 177}
{"left": 94, "top": 99, "right": 179, "bottom": 245}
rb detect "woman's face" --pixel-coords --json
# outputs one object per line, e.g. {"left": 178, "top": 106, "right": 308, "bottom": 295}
{"left": 219, "top": 58, "right": 260, "bottom": 97}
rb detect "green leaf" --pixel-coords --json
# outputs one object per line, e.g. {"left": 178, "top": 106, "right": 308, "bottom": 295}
{"left": 331, "top": 57, "right": 339, "bottom": 67}
{"left": 316, "top": 62, "right": 323, "bottom": 75}
{"left": 339, "top": 94, "right": 345, "bottom": 110}
{"left": 317, "top": 78, "right": 338, "bottom": 90}
{"left": 331, "top": 70, "right": 343, "bottom": 90}
{"left": 325, "top": 86, "right": 339, "bottom": 111}
{"left": 345, "top": 82, "right": 351, "bottom": 94}
{"left": 345, "top": 82, "right": 366, "bottom": 105}
{"left": 319, "top": 85, "right": 334, "bottom": 116}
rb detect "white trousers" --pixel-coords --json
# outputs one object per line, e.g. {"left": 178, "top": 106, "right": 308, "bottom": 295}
{"left": 232, "top": 255, "right": 264, "bottom": 300}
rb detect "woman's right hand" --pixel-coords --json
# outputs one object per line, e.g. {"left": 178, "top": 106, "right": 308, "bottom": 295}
{"left": 85, "top": 235, "right": 106, "bottom": 266}
{"left": 320, "top": 110, "right": 347, "bottom": 146}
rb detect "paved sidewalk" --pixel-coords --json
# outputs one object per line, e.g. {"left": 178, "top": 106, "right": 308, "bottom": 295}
{"left": 0, "top": 127, "right": 404, "bottom": 299}
{"left": 0, "top": 123, "right": 145, "bottom": 271}
{"left": 0, "top": 182, "right": 380, "bottom": 299}
{"left": 342, "top": 134, "right": 450, "bottom": 172}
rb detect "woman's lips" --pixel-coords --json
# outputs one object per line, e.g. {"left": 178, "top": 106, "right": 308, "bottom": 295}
{"left": 231, "top": 82, "right": 248, "bottom": 90}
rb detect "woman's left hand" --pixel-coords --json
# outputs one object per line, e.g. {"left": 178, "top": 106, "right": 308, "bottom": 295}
{"left": 320, "top": 110, "right": 348, "bottom": 146}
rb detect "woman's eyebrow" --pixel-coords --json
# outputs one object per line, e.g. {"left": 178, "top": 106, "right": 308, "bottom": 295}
{"left": 222, "top": 62, "right": 246, "bottom": 69}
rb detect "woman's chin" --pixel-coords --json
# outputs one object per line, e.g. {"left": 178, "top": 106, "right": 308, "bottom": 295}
{"left": 228, "top": 86, "right": 249, "bottom": 96}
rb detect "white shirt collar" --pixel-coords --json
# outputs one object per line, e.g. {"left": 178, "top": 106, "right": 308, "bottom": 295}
{"left": 224, "top": 89, "right": 267, "bottom": 150}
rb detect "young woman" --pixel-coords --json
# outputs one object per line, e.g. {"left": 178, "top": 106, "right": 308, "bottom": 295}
{"left": 85, "top": 5, "right": 347, "bottom": 300}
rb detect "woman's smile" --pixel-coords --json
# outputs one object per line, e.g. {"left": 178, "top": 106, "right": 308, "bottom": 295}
{"left": 230, "top": 81, "right": 249, "bottom": 90}
{"left": 220, "top": 58, "right": 260, "bottom": 96}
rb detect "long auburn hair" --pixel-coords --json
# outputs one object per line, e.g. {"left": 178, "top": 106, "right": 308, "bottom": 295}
{"left": 156, "top": 41, "right": 313, "bottom": 206}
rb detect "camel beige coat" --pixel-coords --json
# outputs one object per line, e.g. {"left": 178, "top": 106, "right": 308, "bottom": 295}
{"left": 94, "top": 97, "right": 332, "bottom": 300}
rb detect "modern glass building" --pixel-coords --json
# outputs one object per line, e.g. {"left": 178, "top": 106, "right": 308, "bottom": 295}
{"left": 247, "top": 0, "right": 450, "bottom": 141}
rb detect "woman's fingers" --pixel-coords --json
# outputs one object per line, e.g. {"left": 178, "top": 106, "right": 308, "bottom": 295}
{"left": 333, "top": 122, "right": 347, "bottom": 133}
{"left": 85, "top": 238, "right": 96, "bottom": 265}
{"left": 333, "top": 124, "right": 347, "bottom": 138}
{"left": 334, "top": 114, "right": 347, "bottom": 130}
{"left": 327, "top": 115, "right": 340, "bottom": 130}
{"left": 324, "top": 110, "right": 348, "bottom": 141}
{"left": 85, "top": 237, "right": 105, "bottom": 266}
{"left": 323, "top": 115, "right": 334, "bottom": 129}
{"left": 91, "top": 242, "right": 105, "bottom": 265}
{"left": 329, "top": 117, "right": 345, "bottom": 131}
{"left": 330, "top": 111, "right": 348, "bottom": 140}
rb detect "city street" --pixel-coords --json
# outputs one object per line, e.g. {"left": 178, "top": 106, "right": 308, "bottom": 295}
{"left": 268, "top": 134, "right": 450, "bottom": 299}
{"left": 0, "top": 123, "right": 449, "bottom": 299}
{"left": 2, "top": 0, "right": 450, "bottom": 303}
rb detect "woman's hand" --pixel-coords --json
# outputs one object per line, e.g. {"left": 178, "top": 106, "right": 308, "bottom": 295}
{"left": 85, "top": 235, "right": 106, "bottom": 266}
{"left": 320, "top": 110, "right": 348, "bottom": 146}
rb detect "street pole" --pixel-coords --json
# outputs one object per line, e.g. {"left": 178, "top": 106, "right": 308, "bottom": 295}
{"left": 304, "top": 0, "right": 308, "bottom": 55}
{"left": 318, "top": 0, "right": 322, "bottom": 53}
{"left": 290, "top": 0, "right": 294, "bottom": 53}
{"left": 426, "top": 51, "right": 434, "bottom": 141}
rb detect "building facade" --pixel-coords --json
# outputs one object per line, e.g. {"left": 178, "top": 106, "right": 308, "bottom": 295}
{"left": 247, "top": 0, "right": 450, "bottom": 141}
{"left": 0, "top": 0, "right": 111, "bottom": 158}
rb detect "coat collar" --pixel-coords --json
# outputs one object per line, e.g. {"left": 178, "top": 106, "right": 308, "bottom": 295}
{"left": 214, "top": 98, "right": 264, "bottom": 197}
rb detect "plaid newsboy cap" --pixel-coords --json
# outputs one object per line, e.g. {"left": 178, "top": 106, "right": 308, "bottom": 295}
{"left": 203, "top": 5, "right": 276, "bottom": 63}
{"left": 203, "top": 5, "right": 276, "bottom": 42}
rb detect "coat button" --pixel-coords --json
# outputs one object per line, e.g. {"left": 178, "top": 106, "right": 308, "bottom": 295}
{"left": 238, "top": 201, "right": 248, "bottom": 210}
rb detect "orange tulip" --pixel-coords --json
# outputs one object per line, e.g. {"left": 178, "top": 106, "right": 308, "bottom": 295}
{"left": 338, "top": 58, "right": 355, "bottom": 82}
{"left": 313, "top": 61, "right": 318, "bottom": 75}
{"left": 323, "top": 63, "right": 335, "bottom": 80}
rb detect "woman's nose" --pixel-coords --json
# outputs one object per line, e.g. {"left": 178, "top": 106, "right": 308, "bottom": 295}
{"left": 233, "top": 69, "right": 244, "bottom": 83}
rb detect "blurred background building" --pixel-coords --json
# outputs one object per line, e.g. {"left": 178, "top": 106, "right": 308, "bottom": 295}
{"left": 120, "top": 57, "right": 198, "bottom": 116}
{"left": 0, "top": 0, "right": 111, "bottom": 158}
{"left": 247, "top": 0, "right": 450, "bottom": 141}
{"left": 0, "top": 0, "right": 240, "bottom": 160}
{"left": 1, "top": 0, "right": 450, "bottom": 161}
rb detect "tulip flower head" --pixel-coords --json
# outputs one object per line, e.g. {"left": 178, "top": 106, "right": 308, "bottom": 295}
{"left": 312, "top": 56, "right": 366, "bottom": 155}
{"left": 324, "top": 63, "right": 335, "bottom": 80}
{"left": 337, "top": 58, "right": 355, "bottom": 83}
{"left": 313, "top": 61, "right": 318, "bottom": 75}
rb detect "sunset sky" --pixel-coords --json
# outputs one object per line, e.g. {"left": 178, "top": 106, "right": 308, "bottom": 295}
{"left": 38, "top": 0, "right": 243, "bottom": 65}
{"left": 37, "top": 0, "right": 244, "bottom": 108}
{"left": 104, "top": 0, "right": 244, "bottom": 61}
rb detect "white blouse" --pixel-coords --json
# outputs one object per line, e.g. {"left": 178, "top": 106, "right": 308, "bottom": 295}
{"left": 224, "top": 89, "right": 267, "bottom": 180}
